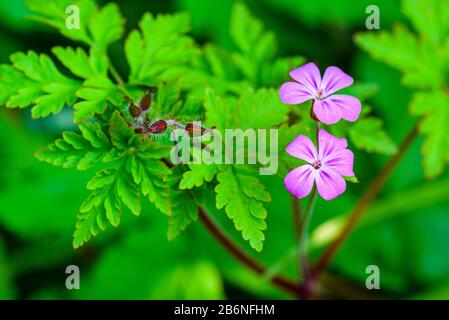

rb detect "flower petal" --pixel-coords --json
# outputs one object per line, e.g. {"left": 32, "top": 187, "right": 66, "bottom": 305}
{"left": 289, "top": 62, "right": 321, "bottom": 94}
{"left": 279, "top": 82, "right": 314, "bottom": 104}
{"left": 325, "top": 94, "right": 361, "bottom": 122}
{"left": 313, "top": 99, "right": 342, "bottom": 125}
{"left": 315, "top": 167, "right": 346, "bottom": 200}
{"left": 323, "top": 149, "right": 354, "bottom": 177}
{"left": 284, "top": 165, "right": 316, "bottom": 199}
{"left": 321, "top": 66, "right": 353, "bottom": 96}
{"left": 318, "top": 129, "right": 348, "bottom": 160}
{"left": 285, "top": 134, "right": 317, "bottom": 163}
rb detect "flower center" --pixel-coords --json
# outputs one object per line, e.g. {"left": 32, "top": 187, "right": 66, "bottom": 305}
{"left": 317, "top": 90, "right": 324, "bottom": 99}
{"left": 312, "top": 160, "right": 321, "bottom": 169}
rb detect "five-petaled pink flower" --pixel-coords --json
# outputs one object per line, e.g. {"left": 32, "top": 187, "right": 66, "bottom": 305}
{"left": 284, "top": 129, "right": 354, "bottom": 200}
{"left": 280, "top": 62, "right": 361, "bottom": 125}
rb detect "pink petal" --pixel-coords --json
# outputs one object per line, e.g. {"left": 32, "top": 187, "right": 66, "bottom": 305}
{"left": 285, "top": 135, "right": 318, "bottom": 163}
{"left": 323, "top": 149, "right": 354, "bottom": 177}
{"left": 318, "top": 129, "right": 348, "bottom": 160}
{"left": 315, "top": 167, "right": 346, "bottom": 200}
{"left": 289, "top": 62, "right": 321, "bottom": 94}
{"left": 325, "top": 94, "right": 361, "bottom": 122}
{"left": 321, "top": 66, "right": 353, "bottom": 96}
{"left": 313, "top": 99, "right": 342, "bottom": 125}
{"left": 284, "top": 165, "right": 316, "bottom": 199}
{"left": 279, "top": 82, "right": 314, "bottom": 104}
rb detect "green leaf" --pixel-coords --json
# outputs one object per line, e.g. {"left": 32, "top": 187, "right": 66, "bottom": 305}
{"left": 25, "top": 0, "right": 97, "bottom": 44}
{"left": 35, "top": 122, "right": 111, "bottom": 170}
{"left": 205, "top": 87, "right": 289, "bottom": 130}
{"left": 179, "top": 163, "right": 218, "bottom": 189}
{"left": 52, "top": 47, "right": 108, "bottom": 79}
{"left": 125, "top": 12, "right": 198, "bottom": 85}
{"left": 348, "top": 118, "right": 398, "bottom": 155}
{"left": 167, "top": 189, "right": 198, "bottom": 240}
{"left": 26, "top": 0, "right": 123, "bottom": 50}
{"left": 215, "top": 167, "right": 270, "bottom": 251}
{"left": 410, "top": 90, "right": 449, "bottom": 178}
{"left": 402, "top": 0, "right": 449, "bottom": 44}
{"left": 230, "top": 2, "right": 276, "bottom": 85}
{"left": 0, "top": 64, "right": 33, "bottom": 105}
{"left": 355, "top": 25, "right": 444, "bottom": 89}
{"left": 74, "top": 167, "right": 142, "bottom": 247}
{"left": 74, "top": 76, "right": 122, "bottom": 121}
{"left": 109, "top": 110, "right": 134, "bottom": 150}
{"left": 6, "top": 51, "right": 80, "bottom": 118}
{"left": 344, "top": 176, "right": 360, "bottom": 184}
{"left": 88, "top": 3, "right": 124, "bottom": 50}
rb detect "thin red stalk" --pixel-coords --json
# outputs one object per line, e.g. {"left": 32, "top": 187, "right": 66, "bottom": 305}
{"left": 312, "top": 123, "right": 419, "bottom": 278}
{"left": 198, "top": 207, "right": 305, "bottom": 298}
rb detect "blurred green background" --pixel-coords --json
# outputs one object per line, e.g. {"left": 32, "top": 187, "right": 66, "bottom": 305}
{"left": 1, "top": 0, "right": 449, "bottom": 299}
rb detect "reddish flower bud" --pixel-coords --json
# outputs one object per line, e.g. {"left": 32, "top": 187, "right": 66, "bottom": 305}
{"left": 185, "top": 123, "right": 206, "bottom": 137}
{"left": 145, "top": 119, "right": 167, "bottom": 134}
{"left": 140, "top": 87, "right": 156, "bottom": 111}
{"left": 310, "top": 108, "right": 319, "bottom": 122}
{"left": 129, "top": 103, "right": 141, "bottom": 118}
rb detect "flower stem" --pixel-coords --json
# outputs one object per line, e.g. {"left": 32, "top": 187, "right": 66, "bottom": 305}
{"left": 298, "top": 187, "right": 318, "bottom": 283}
{"left": 198, "top": 207, "right": 305, "bottom": 298}
{"left": 312, "top": 123, "right": 419, "bottom": 278}
{"left": 291, "top": 196, "right": 302, "bottom": 238}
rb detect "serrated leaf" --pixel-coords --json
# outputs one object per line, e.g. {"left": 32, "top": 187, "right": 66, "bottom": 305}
{"left": 402, "top": 0, "right": 449, "bottom": 44}
{"left": 5, "top": 51, "right": 80, "bottom": 117}
{"left": 0, "top": 64, "right": 33, "bottom": 105}
{"left": 215, "top": 167, "right": 270, "bottom": 251}
{"left": 116, "top": 170, "right": 141, "bottom": 216}
{"left": 410, "top": 90, "right": 449, "bottom": 178}
{"left": 205, "top": 87, "right": 288, "bottom": 131}
{"left": 26, "top": 0, "right": 124, "bottom": 50}
{"left": 88, "top": 3, "right": 124, "bottom": 50}
{"left": 348, "top": 118, "right": 397, "bottom": 155}
{"left": 35, "top": 122, "right": 111, "bottom": 170}
{"left": 167, "top": 190, "right": 198, "bottom": 240}
{"left": 74, "top": 76, "right": 122, "bottom": 121}
{"left": 179, "top": 163, "right": 218, "bottom": 190}
{"left": 73, "top": 206, "right": 106, "bottom": 248}
{"left": 109, "top": 110, "right": 134, "bottom": 150}
{"left": 52, "top": 46, "right": 108, "bottom": 79}
{"left": 125, "top": 12, "right": 198, "bottom": 85}
{"left": 355, "top": 25, "right": 444, "bottom": 89}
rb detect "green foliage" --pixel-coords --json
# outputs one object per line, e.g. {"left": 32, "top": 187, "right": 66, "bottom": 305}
{"left": 25, "top": 0, "right": 124, "bottom": 49}
{"left": 0, "top": 0, "right": 393, "bottom": 254}
{"left": 356, "top": 0, "right": 449, "bottom": 177}
{"left": 5, "top": 51, "right": 80, "bottom": 118}
{"left": 125, "top": 12, "right": 198, "bottom": 85}
{"left": 349, "top": 118, "right": 397, "bottom": 155}
{"left": 35, "top": 122, "right": 110, "bottom": 170}
{"left": 216, "top": 167, "right": 270, "bottom": 252}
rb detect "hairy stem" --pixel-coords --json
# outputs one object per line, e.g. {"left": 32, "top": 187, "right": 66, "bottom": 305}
{"left": 312, "top": 123, "right": 419, "bottom": 278}
{"left": 198, "top": 207, "right": 305, "bottom": 298}
{"left": 291, "top": 196, "right": 302, "bottom": 238}
{"left": 298, "top": 187, "right": 318, "bottom": 282}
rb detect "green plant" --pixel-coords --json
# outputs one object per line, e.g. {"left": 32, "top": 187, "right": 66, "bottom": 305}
{"left": 0, "top": 0, "right": 403, "bottom": 298}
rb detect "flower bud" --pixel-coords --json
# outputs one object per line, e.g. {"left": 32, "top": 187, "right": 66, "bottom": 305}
{"left": 185, "top": 123, "right": 206, "bottom": 137}
{"left": 145, "top": 119, "right": 167, "bottom": 134}
{"left": 310, "top": 108, "right": 319, "bottom": 122}
{"left": 129, "top": 103, "right": 141, "bottom": 118}
{"left": 140, "top": 87, "right": 156, "bottom": 111}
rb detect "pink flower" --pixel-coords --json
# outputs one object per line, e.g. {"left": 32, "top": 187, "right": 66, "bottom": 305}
{"left": 284, "top": 129, "right": 354, "bottom": 200}
{"left": 279, "top": 62, "right": 361, "bottom": 125}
